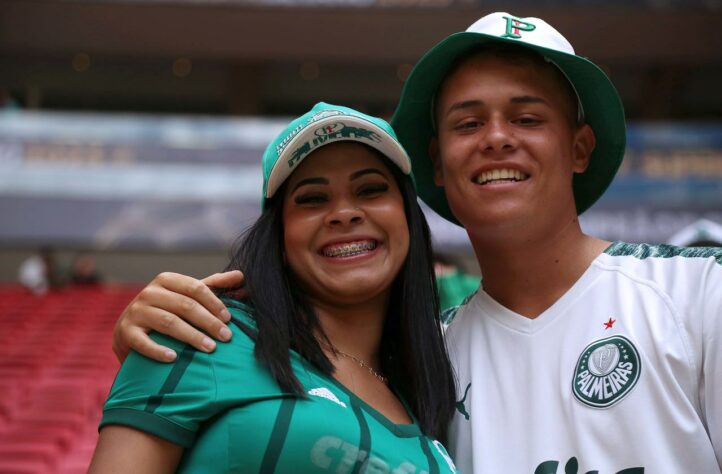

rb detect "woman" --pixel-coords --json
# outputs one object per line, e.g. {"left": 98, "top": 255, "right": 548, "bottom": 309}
{"left": 90, "top": 103, "right": 457, "bottom": 473}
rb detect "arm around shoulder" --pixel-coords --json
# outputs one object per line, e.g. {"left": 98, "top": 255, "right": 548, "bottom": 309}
{"left": 112, "top": 271, "right": 243, "bottom": 363}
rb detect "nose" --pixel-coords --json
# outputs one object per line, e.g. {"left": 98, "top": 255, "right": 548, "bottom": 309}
{"left": 479, "top": 117, "right": 516, "bottom": 153}
{"left": 324, "top": 201, "right": 364, "bottom": 227}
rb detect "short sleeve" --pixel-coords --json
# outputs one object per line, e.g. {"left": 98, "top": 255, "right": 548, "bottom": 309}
{"left": 100, "top": 306, "right": 286, "bottom": 447}
{"left": 700, "top": 254, "right": 722, "bottom": 467}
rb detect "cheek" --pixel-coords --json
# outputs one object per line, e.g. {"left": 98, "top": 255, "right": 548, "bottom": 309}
{"left": 398, "top": 227, "right": 411, "bottom": 264}
{"left": 282, "top": 210, "right": 318, "bottom": 266}
{"left": 381, "top": 201, "right": 410, "bottom": 260}
{"left": 391, "top": 217, "right": 410, "bottom": 254}
{"left": 437, "top": 136, "right": 471, "bottom": 180}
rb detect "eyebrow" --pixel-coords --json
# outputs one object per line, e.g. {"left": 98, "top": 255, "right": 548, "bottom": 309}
{"left": 291, "top": 177, "right": 329, "bottom": 193}
{"left": 445, "top": 100, "right": 483, "bottom": 117}
{"left": 444, "top": 95, "right": 550, "bottom": 117}
{"left": 290, "top": 168, "right": 387, "bottom": 193}
{"left": 350, "top": 168, "right": 388, "bottom": 181}
{"left": 510, "top": 95, "right": 550, "bottom": 106}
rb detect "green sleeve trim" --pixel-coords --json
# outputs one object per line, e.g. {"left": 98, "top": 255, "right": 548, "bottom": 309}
{"left": 100, "top": 408, "right": 196, "bottom": 448}
{"left": 605, "top": 241, "right": 722, "bottom": 265}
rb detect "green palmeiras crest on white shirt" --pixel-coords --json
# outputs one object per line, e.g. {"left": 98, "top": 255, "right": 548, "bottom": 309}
{"left": 572, "top": 335, "right": 641, "bottom": 408}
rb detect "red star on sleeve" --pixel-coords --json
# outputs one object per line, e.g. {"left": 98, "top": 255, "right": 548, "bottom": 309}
{"left": 603, "top": 317, "right": 616, "bottom": 329}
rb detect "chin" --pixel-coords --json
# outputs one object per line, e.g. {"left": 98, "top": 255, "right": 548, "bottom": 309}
{"left": 454, "top": 205, "right": 533, "bottom": 232}
{"left": 321, "top": 278, "right": 392, "bottom": 302}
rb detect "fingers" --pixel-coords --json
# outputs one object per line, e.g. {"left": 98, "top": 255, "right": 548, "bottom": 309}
{"left": 137, "top": 306, "right": 222, "bottom": 355}
{"left": 202, "top": 270, "right": 248, "bottom": 301}
{"left": 112, "top": 326, "right": 132, "bottom": 364}
{"left": 157, "top": 272, "right": 232, "bottom": 325}
{"left": 201, "top": 270, "right": 244, "bottom": 290}
{"left": 143, "top": 291, "right": 232, "bottom": 345}
{"left": 123, "top": 325, "right": 179, "bottom": 363}
{"left": 113, "top": 272, "right": 236, "bottom": 364}
{"left": 138, "top": 279, "right": 230, "bottom": 341}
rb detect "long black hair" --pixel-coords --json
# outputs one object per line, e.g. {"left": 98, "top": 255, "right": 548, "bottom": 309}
{"left": 222, "top": 152, "right": 456, "bottom": 442}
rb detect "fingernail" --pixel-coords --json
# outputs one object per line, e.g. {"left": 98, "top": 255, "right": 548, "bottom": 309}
{"left": 220, "top": 309, "right": 231, "bottom": 323}
{"left": 165, "top": 350, "right": 177, "bottom": 361}
{"left": 219, "top": 326, "right": 232, "bottom": 341}
{"left": 202, "top": 337, "right": 216, "bottom": 352}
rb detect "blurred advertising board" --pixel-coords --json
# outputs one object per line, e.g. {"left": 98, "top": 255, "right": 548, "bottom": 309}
{"left": 580, "top": 123, "right": 722, "bottom": 245}
{"left": 0, "top": 111, "right": 720, "bottom": 250}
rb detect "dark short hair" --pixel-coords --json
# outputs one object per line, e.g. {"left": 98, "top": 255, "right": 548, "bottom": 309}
{"left": 222, "top": 152, "right": 456, "bottom": 442}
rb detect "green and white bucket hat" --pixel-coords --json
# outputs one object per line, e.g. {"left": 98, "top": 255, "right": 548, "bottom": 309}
{"left": 263, "top": 102, "right": 413, "bottom": 208}
{"left": 391, "top": 12, "right": 626, "bottom": 225}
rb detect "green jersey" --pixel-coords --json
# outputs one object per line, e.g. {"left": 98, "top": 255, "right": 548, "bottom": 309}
{"left": 100, "top": 303, "right": 457, "bottom": 474}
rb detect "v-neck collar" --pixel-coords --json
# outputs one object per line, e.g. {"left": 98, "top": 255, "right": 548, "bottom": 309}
{"left": 322, "top": 373, "right": 422, "bottom": 438}
{"left": 226, "top": 298, "right": 424, "bottom": 438}
{"left": 470, "top": 254, "right": 605, "bottom": 334}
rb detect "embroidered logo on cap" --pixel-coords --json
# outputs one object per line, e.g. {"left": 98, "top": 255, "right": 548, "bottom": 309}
{"left": 287, "top": 125, "right": 382, "bottom": 169}
{"left": 501, "top": 16, "right": 536, "bottom": 39}
{"left": 275, "top": 109, "right": 347, "bottom": 157}
{"left": 314, "top": 123, "right": 344, "bottom": 136}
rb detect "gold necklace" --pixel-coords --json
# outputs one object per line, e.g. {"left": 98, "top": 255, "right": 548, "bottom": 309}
{"left": 322, "top": 342, "right": 388, "bottom": 384}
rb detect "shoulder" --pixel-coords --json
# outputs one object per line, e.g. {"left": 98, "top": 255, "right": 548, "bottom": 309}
{"left": 187, "top": 298, "right": 262, "bottom": 371}
{"left": 595, "top": 241, "right": 722, "bottom": 322}
{"left": 597, "top": 241, "right": 722, "bottom": 283}
{"left": 222, "top": 298, "right": 259, "bottom": 340}
{"left": 441, "top": 289, "right": 479, "bottom": 327}
{"left": 134, "top": 298, "right": 258, "bottom": 367}
{"left": 102, "top": 299, "right": 286, "bottom": 444}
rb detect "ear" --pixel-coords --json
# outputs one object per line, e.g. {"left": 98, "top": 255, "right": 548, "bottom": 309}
{"left": 428, "top": 136, "right": 445, "bottom": 187}
{"left": 571, "top": 124, "right": 596, "bottom": 174}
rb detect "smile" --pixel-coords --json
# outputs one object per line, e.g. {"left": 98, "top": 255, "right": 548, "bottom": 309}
{"left": 321, "top": 240, "right": 378, "bottom": 258}
{"left": 474, "top": 168, "right": 529, "bottom": 185}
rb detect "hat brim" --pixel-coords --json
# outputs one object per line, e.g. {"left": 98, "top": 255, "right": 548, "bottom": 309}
{"left": 391, "top": 32, "right": 626, "bottom": 226}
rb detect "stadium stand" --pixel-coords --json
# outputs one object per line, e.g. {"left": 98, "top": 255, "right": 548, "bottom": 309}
{"left": 0, "top": 284, "right": 141, "bottom": 473}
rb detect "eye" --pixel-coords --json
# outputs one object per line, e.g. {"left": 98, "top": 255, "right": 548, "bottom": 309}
{"left": 515, "top": 116, "right": 543, "bottom": 126}
{"left": 294, "top": 192, "right": 328, "bottom": 205}
{"left": 454, "top": 119, "right": 482, "bottom": 132}
{"left": 358, "top": 182, "right": 389, "bottom": 197}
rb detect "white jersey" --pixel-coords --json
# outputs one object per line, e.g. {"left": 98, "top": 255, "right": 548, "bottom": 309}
{"left": 444, "top": 242, "right": 722, "bottom": 474}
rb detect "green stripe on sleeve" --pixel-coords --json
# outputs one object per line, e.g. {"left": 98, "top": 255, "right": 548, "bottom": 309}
{"left": 100, "top": 408, "right": 196, "bottom": 447}
{"left": 145, "top": 345, "right": 197, "bottom": 413}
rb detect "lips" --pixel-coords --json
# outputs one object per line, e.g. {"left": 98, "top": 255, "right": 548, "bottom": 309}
{"left": 321, "top": 240, "right": 378, "bottom": 258}
{"left": 474, "top": 168, "right": 529, "bottom": 185}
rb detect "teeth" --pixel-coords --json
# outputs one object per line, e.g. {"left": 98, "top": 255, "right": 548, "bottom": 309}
{"left": 475, "top": 169, "right": 528, "bottom": 185}
{"left": 322, "top": 240, "right": 377, "bottom": 258}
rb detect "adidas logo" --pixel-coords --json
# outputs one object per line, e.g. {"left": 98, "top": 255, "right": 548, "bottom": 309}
{"left": 308, "top": 387, "right": 347, "bottom": 408}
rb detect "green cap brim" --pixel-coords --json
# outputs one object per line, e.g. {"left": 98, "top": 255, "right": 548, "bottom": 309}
{"left": 391, "top": 32, "right": 626, "bottom": 226}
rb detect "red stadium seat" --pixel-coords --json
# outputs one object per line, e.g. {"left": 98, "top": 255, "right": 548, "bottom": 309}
{"left": 0, "top": 284, "right": 141, "bottom": 473}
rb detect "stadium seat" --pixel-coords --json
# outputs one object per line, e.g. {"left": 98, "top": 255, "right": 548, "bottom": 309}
{"left": 0, "top": 284, "right": 141, "bottom": 473}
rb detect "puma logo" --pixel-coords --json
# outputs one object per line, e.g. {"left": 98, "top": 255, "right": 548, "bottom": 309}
{"left": 456, "top": 383, "right": 471, "bottom": 420}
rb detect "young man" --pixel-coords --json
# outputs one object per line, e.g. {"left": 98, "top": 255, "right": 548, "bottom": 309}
{"left": 390, "top": 13, "right": 721, "bottom": 473}
{"left": 112, "top": 13, "right": 721, "bottom": 473}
